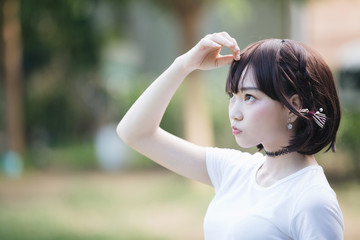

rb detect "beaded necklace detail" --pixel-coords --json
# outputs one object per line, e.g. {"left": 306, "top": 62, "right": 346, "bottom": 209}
{"left": 264, "top": 148, "right": 290, "bottom": 157}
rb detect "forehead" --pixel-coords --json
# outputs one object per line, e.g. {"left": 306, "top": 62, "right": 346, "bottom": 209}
{"left": 239, "top": 66, "right": 258, "bottom": 89}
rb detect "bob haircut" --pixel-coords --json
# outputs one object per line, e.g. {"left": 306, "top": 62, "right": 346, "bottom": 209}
{"left": 226, "top": 39, "right": 341, "bottom": 155}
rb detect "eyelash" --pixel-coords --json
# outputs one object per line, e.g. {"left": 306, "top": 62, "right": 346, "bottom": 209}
{"left": 245, "top": 94, "right": 255, "bottom": 102}
{"left": 227, "top": 92, "right": 256, "bottom": 103}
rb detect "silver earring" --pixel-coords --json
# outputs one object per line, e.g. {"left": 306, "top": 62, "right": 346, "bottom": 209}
{"left": 287, "top": 118, "right": 293, "bottom": 130}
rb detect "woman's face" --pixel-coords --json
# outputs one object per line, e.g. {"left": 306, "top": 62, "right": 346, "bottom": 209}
{"left": 229, "top": 69, "right": 291, "bottom": 151}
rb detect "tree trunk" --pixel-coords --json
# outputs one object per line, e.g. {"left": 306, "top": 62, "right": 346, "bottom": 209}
{"left": 2, "top": 0, "right": 25, "bottom": 154}
{"left": 174, "top": 0, "right": 214, "bottom": 147}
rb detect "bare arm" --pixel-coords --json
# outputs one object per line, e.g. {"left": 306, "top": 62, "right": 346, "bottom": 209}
{"left": 117, "top": 32, "right": 240, "bottom": 185}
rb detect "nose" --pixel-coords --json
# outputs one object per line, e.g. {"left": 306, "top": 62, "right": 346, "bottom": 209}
{"left": 229, "top": 100, "right": 243, "bottom": 121}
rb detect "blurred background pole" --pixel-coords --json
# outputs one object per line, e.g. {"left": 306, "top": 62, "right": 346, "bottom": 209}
{"left": 2, "top": 0, "right": 25, "bottom": 155}
{"left": 171, "top": 0, "right": 215, "bottom": 146}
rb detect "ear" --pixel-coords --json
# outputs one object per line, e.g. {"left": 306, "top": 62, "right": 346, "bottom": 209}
{"left": 288, "top": 94, "right": 302, "bottom": 121}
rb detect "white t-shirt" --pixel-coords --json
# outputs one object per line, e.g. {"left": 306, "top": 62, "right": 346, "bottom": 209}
{"left": 204, "top": 147, "right": 344, "bottom": 240}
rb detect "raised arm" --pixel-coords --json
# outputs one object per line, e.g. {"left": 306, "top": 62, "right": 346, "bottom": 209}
{"left": 117, "top": 32, "right": 240, "bottom": 185}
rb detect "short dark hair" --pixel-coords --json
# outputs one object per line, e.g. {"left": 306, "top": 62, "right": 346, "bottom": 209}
{"left": 226, "top": 39, "right": 341, "bottom": 155}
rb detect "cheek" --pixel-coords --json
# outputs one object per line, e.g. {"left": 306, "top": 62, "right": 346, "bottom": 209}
{"left": 249, "top": 102, "right": 285, "bottom": 130}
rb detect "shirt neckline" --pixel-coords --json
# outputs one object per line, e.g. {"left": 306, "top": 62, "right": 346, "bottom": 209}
{"left": 252, "top": 159, "right": 323, "bottom": 190}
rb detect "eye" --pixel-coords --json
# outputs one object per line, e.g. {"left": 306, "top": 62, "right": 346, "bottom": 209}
{"left": 245, "top": 94, "right": 256, "bottom": 102}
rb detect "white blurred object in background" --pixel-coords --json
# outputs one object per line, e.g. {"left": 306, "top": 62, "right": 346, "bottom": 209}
{"left": 1, "top": 151, "right": 23, "bottom": 178}
{"left": 95, "top": 124, "right": 128, "bottom": 172}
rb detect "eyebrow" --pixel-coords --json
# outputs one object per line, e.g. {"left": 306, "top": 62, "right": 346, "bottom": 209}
{"left": 239, "top": 87, "right": 259, "bottom": 91}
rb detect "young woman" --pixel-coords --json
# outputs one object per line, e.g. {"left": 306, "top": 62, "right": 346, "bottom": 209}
{"left": 117, "top": 32, "right": 344, "bottom": 239}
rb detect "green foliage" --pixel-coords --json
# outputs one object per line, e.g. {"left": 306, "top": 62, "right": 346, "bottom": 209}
{"left": 25, "top": 142, "right": 97, "bottom": 170}
{"left": 20, "top": 0, "right": 100, "bottom": 75}
{"left": 26, "top": 87, "right": 81, "bottom": 145}
{"left": 20, "top": 0, "right": 104, "bottom": 146}
{"left": 19, "top": 0, "right": 134, "bottom": 148}
{"left": 337, "top": 111, "right": 360, "bottom": 178}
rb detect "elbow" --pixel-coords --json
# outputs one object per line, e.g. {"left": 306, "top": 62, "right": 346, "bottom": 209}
{"left": 116, "top": 120, "right": 141, "bottom": 146}
{"left": 117, "top": 113, "right": 157, "bottom": 146}
{"left": 117, "top": 120, "right": 155, "bottom": 147}
{"left": 116, "top": 121, "right": 131, "bottom": 144}
{"left": 116, "top": 122, "right": 122, "bottom": 138}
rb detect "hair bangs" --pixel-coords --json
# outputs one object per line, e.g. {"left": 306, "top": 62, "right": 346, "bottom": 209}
{"left": 226, "top": 41, "right": 264, "bottom": 94}
{"left": 226, "top": 40, "right": 281, "bottom": 100}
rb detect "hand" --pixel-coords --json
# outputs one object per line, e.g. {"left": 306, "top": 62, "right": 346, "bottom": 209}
{"left": 180, "top": 32, "right": 240, "bottom": 72}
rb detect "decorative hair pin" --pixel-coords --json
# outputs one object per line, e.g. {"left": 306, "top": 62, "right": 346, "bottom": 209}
{"left": 300, "top": 108, "right": 326, "bottom": 128}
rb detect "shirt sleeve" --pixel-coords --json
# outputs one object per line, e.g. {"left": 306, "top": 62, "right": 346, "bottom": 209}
{"left": 205, "top": 147, "right": 263, "bottom": 191}
{"left": 290, "top": 187, "right": 344, "bottom": 240}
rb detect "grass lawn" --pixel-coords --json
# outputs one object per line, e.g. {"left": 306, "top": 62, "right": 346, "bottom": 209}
{"left": 0, "top": 170, "right": 359, "bottom": 239}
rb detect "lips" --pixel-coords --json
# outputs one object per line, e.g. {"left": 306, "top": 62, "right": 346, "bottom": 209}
{"left": 231, "top": 126, "right": 242, "bottom": 135}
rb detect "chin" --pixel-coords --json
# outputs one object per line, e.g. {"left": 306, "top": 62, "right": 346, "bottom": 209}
{"left": 235, "top": 139, "right": 257, "bottom": 149}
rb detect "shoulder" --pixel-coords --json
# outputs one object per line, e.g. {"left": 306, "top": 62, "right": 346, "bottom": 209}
{"left": 293, "top": 168, "right": 339, "bottom": 212}
{"left": 206, "top": 147, "right": 264, "bottom": 166}
{"left": 205, "top": 147, "right": 264, "bottom": 190}
{"left": 205, "top": 147, "right": 264, "bottom": 175}
{"left": 294, "top": 184, "right": 340, "bottom": 216}
{"left": 290, "top": 171, "right": 344, "bottom": 239}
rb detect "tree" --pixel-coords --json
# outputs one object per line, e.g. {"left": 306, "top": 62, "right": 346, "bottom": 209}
{"left": 2, "top": 0, "right": 25, "bottom": 155}
{"left": 155, "top": 0, "right": 215, "bottom": 146}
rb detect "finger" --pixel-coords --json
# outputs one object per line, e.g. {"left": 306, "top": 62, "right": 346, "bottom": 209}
{"left": 207, "top": 33, "right": 234, "bottom": 48}
{"left": 216, "top": 54, "right": 237, "bottom": 67}
{"left": 221, "top": 32, "right": 240, "bottom": 60}
{"left": 226, "top": 35, "right": 241, "bottom": 60}
{"left": 202, "top": 38, "right": 222, "bottom": 48}
{"left": 220, "top": 32, "right": 239, "bottom": 47}
{"left": 208, "top": 33, "right": 240, "bottom": 60}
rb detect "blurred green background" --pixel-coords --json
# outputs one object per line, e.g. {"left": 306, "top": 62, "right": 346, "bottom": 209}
{"left": 0, "top": 0, "right": 359, "bottom": 239}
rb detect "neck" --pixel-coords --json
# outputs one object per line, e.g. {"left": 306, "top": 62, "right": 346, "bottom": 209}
{"left": 256, "top": 152, "right": 317, "bottom": 187}
{"left": 264, "top": 148, "right": 290, "bottom": 157}
{"left": 262, "top": 151, "right": 317, "bottom": 176}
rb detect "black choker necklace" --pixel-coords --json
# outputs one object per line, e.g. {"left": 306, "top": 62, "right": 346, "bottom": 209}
{"left": 264, "top": 148, "right": 290, "bottom": 157}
